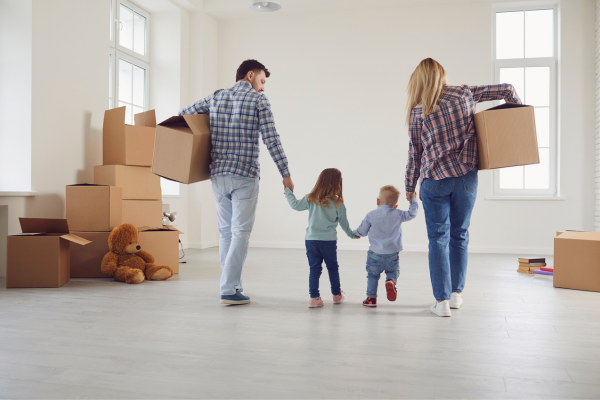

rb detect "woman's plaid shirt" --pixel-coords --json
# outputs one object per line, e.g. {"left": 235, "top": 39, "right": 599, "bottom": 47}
{"left": 405, "top": 84, "right": 521, "bottom": 193}
{"left": 179, "top": 81, "right": 290, "bottom": 179}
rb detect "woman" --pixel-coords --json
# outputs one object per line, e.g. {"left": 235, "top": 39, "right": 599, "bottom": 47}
{"left": 404, "top": 58, "right": 521, "bottom": 317}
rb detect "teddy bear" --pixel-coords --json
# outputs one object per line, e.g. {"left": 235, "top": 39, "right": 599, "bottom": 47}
{"left": 101, "top": 223, "right": 174, "bottom": 284}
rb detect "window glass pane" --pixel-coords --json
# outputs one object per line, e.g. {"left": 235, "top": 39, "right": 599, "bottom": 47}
{"left": 534, "top": 107, "right": 550, "bottom": 147}
{"left": 119, "top": 5, "right": 133, "bottom": 50}
{"left": 109, "top": 54, "right": 112, "bottom": 100}
{"left": 118, "top": 58, "right": 132, "bottom": 103}
{"left": 133, "top": 105, "right": 144, "bottom": 117}
{"left": 524, "top": 148, "right": 549, "bottom": 189}
{"left": 496, "top": 11, "right": 524, "bottom": 59}
{"left": 132, "top": 65, "right": 145, "bottom": 107}
{"left": 499, "top": 166, "right": 524, "bottom": 189}
{"left": 525, "top": 67, "right": 550, "bottom": 106}
{"left": 133, "top": 12, "right": 146, "bottom": 55}
{"left": 119, "top": 101, "right": 132, "bottom": 125}
{"left": 525, "top": 9, "right": 553, "bottom": 58}
{"left": 499, "top": 68, "right": 524, "bottom": 103}
{"left": 161, "top": 178, "right": 180, "bottom": 196}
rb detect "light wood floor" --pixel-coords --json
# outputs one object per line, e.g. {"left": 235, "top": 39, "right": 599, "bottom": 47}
{"left": 1, "top": 248, "right": 600, "bottom": 399}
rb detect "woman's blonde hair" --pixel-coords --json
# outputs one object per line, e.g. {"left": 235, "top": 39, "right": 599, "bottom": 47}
{"left": 406, "top": 58, "right": 447, "bottom": 124}
{"left": 307, "top": 168, "right": 344, "bottom": 209}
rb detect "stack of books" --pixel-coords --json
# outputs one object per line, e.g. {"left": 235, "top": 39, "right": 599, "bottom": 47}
{"left": 518, "top": 257, "right": 547, "bottom": 274}
{"left": 533, "top": 266, "right": 554, "bottom": 279}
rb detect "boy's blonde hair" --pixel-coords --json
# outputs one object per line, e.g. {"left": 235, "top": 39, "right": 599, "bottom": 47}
{"left": 379, "top": 185, "right": 400, "bottom": 206}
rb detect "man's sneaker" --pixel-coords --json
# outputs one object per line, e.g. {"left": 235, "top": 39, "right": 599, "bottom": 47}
{"left": 430, "top": 300, "right": 451, "bottom": 317}
{"left": 449, "top": 292, "right": 463, "bottom": 309}
{"left": 363, "top": 297, "right": 377, "bottom": 307}
{"left": 385, "top": 279, "right": 397, "bottom": 301}
{"left": 220, "top": 292, "right": 251, "bottom": 305}
{"left": 309, "top": 297, "right": 324, "bottom": 308}
{"left": 333, "top": 290, "right": 346, "bottom": 304}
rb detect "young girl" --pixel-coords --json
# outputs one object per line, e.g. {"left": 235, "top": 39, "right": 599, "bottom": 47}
{"left": 285, "top": 168, "right": 358, "bottom": 308}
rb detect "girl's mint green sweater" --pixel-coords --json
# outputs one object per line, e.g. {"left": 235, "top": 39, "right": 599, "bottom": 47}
{"left": 285, "top": 187, "right": 355, "bottom": 241}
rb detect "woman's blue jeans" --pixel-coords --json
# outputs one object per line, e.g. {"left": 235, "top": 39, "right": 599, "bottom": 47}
{"left": 305, "top": 240, "right": 341, "bottom": 298}
{"left": 420, "top": 170, "right": 478, "bottom": 301}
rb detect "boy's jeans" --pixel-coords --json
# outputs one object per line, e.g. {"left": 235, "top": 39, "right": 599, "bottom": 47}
{"left": 212, "top": 174, "right": 260, "bottom": 296}
{"left": 420, "top": 169, "right": 477, "bottom": 302}
{"left": 366, "top": 251, "right": 400, "bottom": 297}
{"left": 305, "top": 240, "right": 341, "bottom": 298}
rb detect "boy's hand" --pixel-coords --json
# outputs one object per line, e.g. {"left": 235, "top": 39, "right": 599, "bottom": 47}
{"left": 406, "top": 192, "right": 417, "bottom": 203}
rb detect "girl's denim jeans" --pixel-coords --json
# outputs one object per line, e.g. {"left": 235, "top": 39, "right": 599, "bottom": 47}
{"left": 305, "top": 240, "right": 341, "bottom": 298}
{"left": 421, "top": 170, "right": 478, "bottom": 301}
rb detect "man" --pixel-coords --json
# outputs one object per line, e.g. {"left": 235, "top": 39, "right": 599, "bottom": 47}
{"left": 179, "top": 59, "right": 293, "bottom": 305}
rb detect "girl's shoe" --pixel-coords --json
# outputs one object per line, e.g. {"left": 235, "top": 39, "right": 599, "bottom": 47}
{"left": 430, "top": 300, "right": 451, "bottom": 317}
{"left": 309, "top": 297, "right": 324, "bottom": 308}
{"left": 363, "top": 297, "right": 377, "bottom": 307}
{"left": 385, "top": 279, "right": 397, "bottom": 301}
{"left": 333, "top": 290, "right": 346, "bottom": 304}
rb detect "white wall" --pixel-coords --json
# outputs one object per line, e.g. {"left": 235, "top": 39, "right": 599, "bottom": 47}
{"left": 213, "top": 0, "right": 595, "bottom": 254}
{"left": 0, "top": 0, "right": 32, "bottom": 192}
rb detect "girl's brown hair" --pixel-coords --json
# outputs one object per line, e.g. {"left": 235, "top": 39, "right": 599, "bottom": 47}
{"left": 307, "top": 168, "right": 344, "bottom": 208}
{"left": 405, "top": 58, "right": 448, "bottom": 124}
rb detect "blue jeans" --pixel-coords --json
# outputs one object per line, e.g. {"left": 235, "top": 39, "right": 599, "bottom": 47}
{"left": 212, "top": 174, "right": 260, "bottom": 295}
{"left": 421, "top": 170, "right": 477, "bottom": 301}
{"left": 305, "top": 240, "right": 341, "bottom": 298}
{"left": 366, "top": 251, "right": 400, "bottom": 298}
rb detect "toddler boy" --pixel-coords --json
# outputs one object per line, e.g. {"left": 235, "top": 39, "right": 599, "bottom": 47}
{"left": 353, "top": 185, "right": 418, "bottom": 307}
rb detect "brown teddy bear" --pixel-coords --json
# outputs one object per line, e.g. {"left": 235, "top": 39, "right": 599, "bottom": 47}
{"left": 101, "top": 223, "right": 174, "bottom": 284}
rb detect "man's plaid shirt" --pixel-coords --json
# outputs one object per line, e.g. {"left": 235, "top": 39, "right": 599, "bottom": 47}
{"left": 405, "top": 84, "right": 521, "bottom": 193}
{"left": 179, "top": 81, "right": 290, "bottom": 179}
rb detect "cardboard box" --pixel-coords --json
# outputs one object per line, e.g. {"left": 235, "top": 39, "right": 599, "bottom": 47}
{"left": 66, "top": 184, "right": 122, "bottom": 232}
{"left": 554, "top": 231, "right": 600, "bottom": 292}
{"left": 122, "top": 200, "right": 162, "bottom": 228}
{"left": 7, "top": 218, "right": 90, "bottom": 288}
{"left": 70, "top": 231, "right": 111, "bottom": 278}
{"left": 152, "top": 114, "right": 211, "bottom": 184}
{"left": 94, "top": 165, "right": 161, "bottom": 200}
{"left": 103, "top": 107, "right": 156, "bottom": 166}
{"left": 474, "top": 103, "right": 540, "bottom": 170}
{"left": 138, "top": 226, "right": 183, "bottom": 274}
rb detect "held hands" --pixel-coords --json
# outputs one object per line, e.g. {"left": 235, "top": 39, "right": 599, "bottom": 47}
{"left": 406, "top": 192, "right": 417, "bottom": 203}
{"left": 283, "top": 176, "right": 294, "bottom": 192}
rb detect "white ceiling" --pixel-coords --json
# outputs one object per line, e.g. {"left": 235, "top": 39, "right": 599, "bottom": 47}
{"left": 203, "top": 0, "right": 528, "bottom": 21}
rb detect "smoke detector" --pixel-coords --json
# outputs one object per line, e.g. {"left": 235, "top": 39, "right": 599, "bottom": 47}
{"left": 250, "top": 1, "right": 281, "bottom": 12}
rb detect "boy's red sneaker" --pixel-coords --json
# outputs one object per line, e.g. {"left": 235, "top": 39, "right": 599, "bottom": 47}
{"left": 385, "top": 279, "right": 397, "bottom": 301}
{"left": 363, "top": 297, "right": 377, "bottom": 307}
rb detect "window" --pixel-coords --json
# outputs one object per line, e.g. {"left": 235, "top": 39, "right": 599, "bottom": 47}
{"left": 493, "top": 6, "right": 557, "bottom": 196}
{"left": 109, "top": 0, "right": 149, "bottom": 123}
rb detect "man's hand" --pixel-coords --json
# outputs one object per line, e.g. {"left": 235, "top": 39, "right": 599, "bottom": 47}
{"left": 406, "top": 192, "right": 417, "bottom": 203}
{"left": 283, "top": 176, "right": 294, "bottom": 192}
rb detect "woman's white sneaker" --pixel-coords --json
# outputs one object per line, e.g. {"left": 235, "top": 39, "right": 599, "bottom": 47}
{"left": 449, "top": 292, "right": 463, "bottom": 309}
{"left": 430, "top": 300, "right": 451, "bottom": 317}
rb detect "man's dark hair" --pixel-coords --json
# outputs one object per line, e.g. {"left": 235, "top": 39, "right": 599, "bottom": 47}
{"left": 236, "top": 59, "right": 270, "bottom": 81}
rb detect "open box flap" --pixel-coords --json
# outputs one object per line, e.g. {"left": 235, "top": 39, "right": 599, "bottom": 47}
{"left": 158, "top": 116, "right": 186, "bottom": 127}
{"left": 67, "top": 183, "right": 108, "bottom": 187}
{"left": 11, "top": 232, "right": 45, "bottom": 237}
{"left": 19, "top": 218, "right": 70, "bottom": 234}
{"left": 486, "top": 103, "right": 531, "bottom": 112}
{"left": 134, "top": 109, "right": 157, "bottom": 127}
{"left": 104, "top": 106, "right": 126, "bottom": 133}
{"left": 60, "top": 233, "right": 91, "bottom": 245}
{"left": 183, "top": 114, "right": 210, "bottom": 136}
{"left": 138, "top": 225, "right": 184, "bottom": 234}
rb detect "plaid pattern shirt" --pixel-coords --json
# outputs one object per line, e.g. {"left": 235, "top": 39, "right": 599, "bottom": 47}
{"left": 405, "top": 84, "right": 522, "bottom": 193}
{"left": 179, "top": 81, "right": 290, "bottom": 179}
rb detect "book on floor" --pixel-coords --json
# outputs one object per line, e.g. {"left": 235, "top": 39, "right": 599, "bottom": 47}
{"left": 517, "top": 267, "right": 534, "bottom": 274}
{"left": 533, "top": 269, "right": 553, "bottom": 275}
{"left": 540, "top": 266, "right": 554, "bottom": 272}
{"left": 519, "top": 262, "right": 547, "bottom": 267}
{"left": 518, "top": 257, "right": 546, "bottom": 263}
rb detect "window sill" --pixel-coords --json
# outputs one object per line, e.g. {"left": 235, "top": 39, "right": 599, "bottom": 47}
{"left": 485, "top": 196, "right": 565, "bottom": 201}
{"left": 0, "top": 191, "right": 39, "bottom": 197}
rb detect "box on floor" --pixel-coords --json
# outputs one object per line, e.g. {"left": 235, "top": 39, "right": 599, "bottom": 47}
{"left": 138, "top": 225, "right": 183, "bottom": 274}
{"left": 103, "top": 107, "right": 156, "bottom": 166}
{"left": 70, "top": 231, "right": 111, "bottom": 278}
{"left": 94, "top": 165, "right": 161, "bottom": 200}
{"left": 152, "top": 113, "right": 211, "bottom": 184}
{"left": 66, "top": 184, "right": 122, "bottom": 232}
{"left": 474, "top": 103, "right": 540, "bottom": 170}
{"left": 554, "top": 231, "right": 600, "bottom": 292}
{"left": 7, "top": 218, "right": 90, "bottom": 288}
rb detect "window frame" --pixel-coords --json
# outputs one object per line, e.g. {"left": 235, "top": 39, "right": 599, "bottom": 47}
{"left": 115, "top": 0, "right": 150, "bottom": 63}
{"left": 114, "top": 51, "right": 150, "bottom": 123}
{"left": 491, "top": 3, "right": 559, "bottom": 197}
